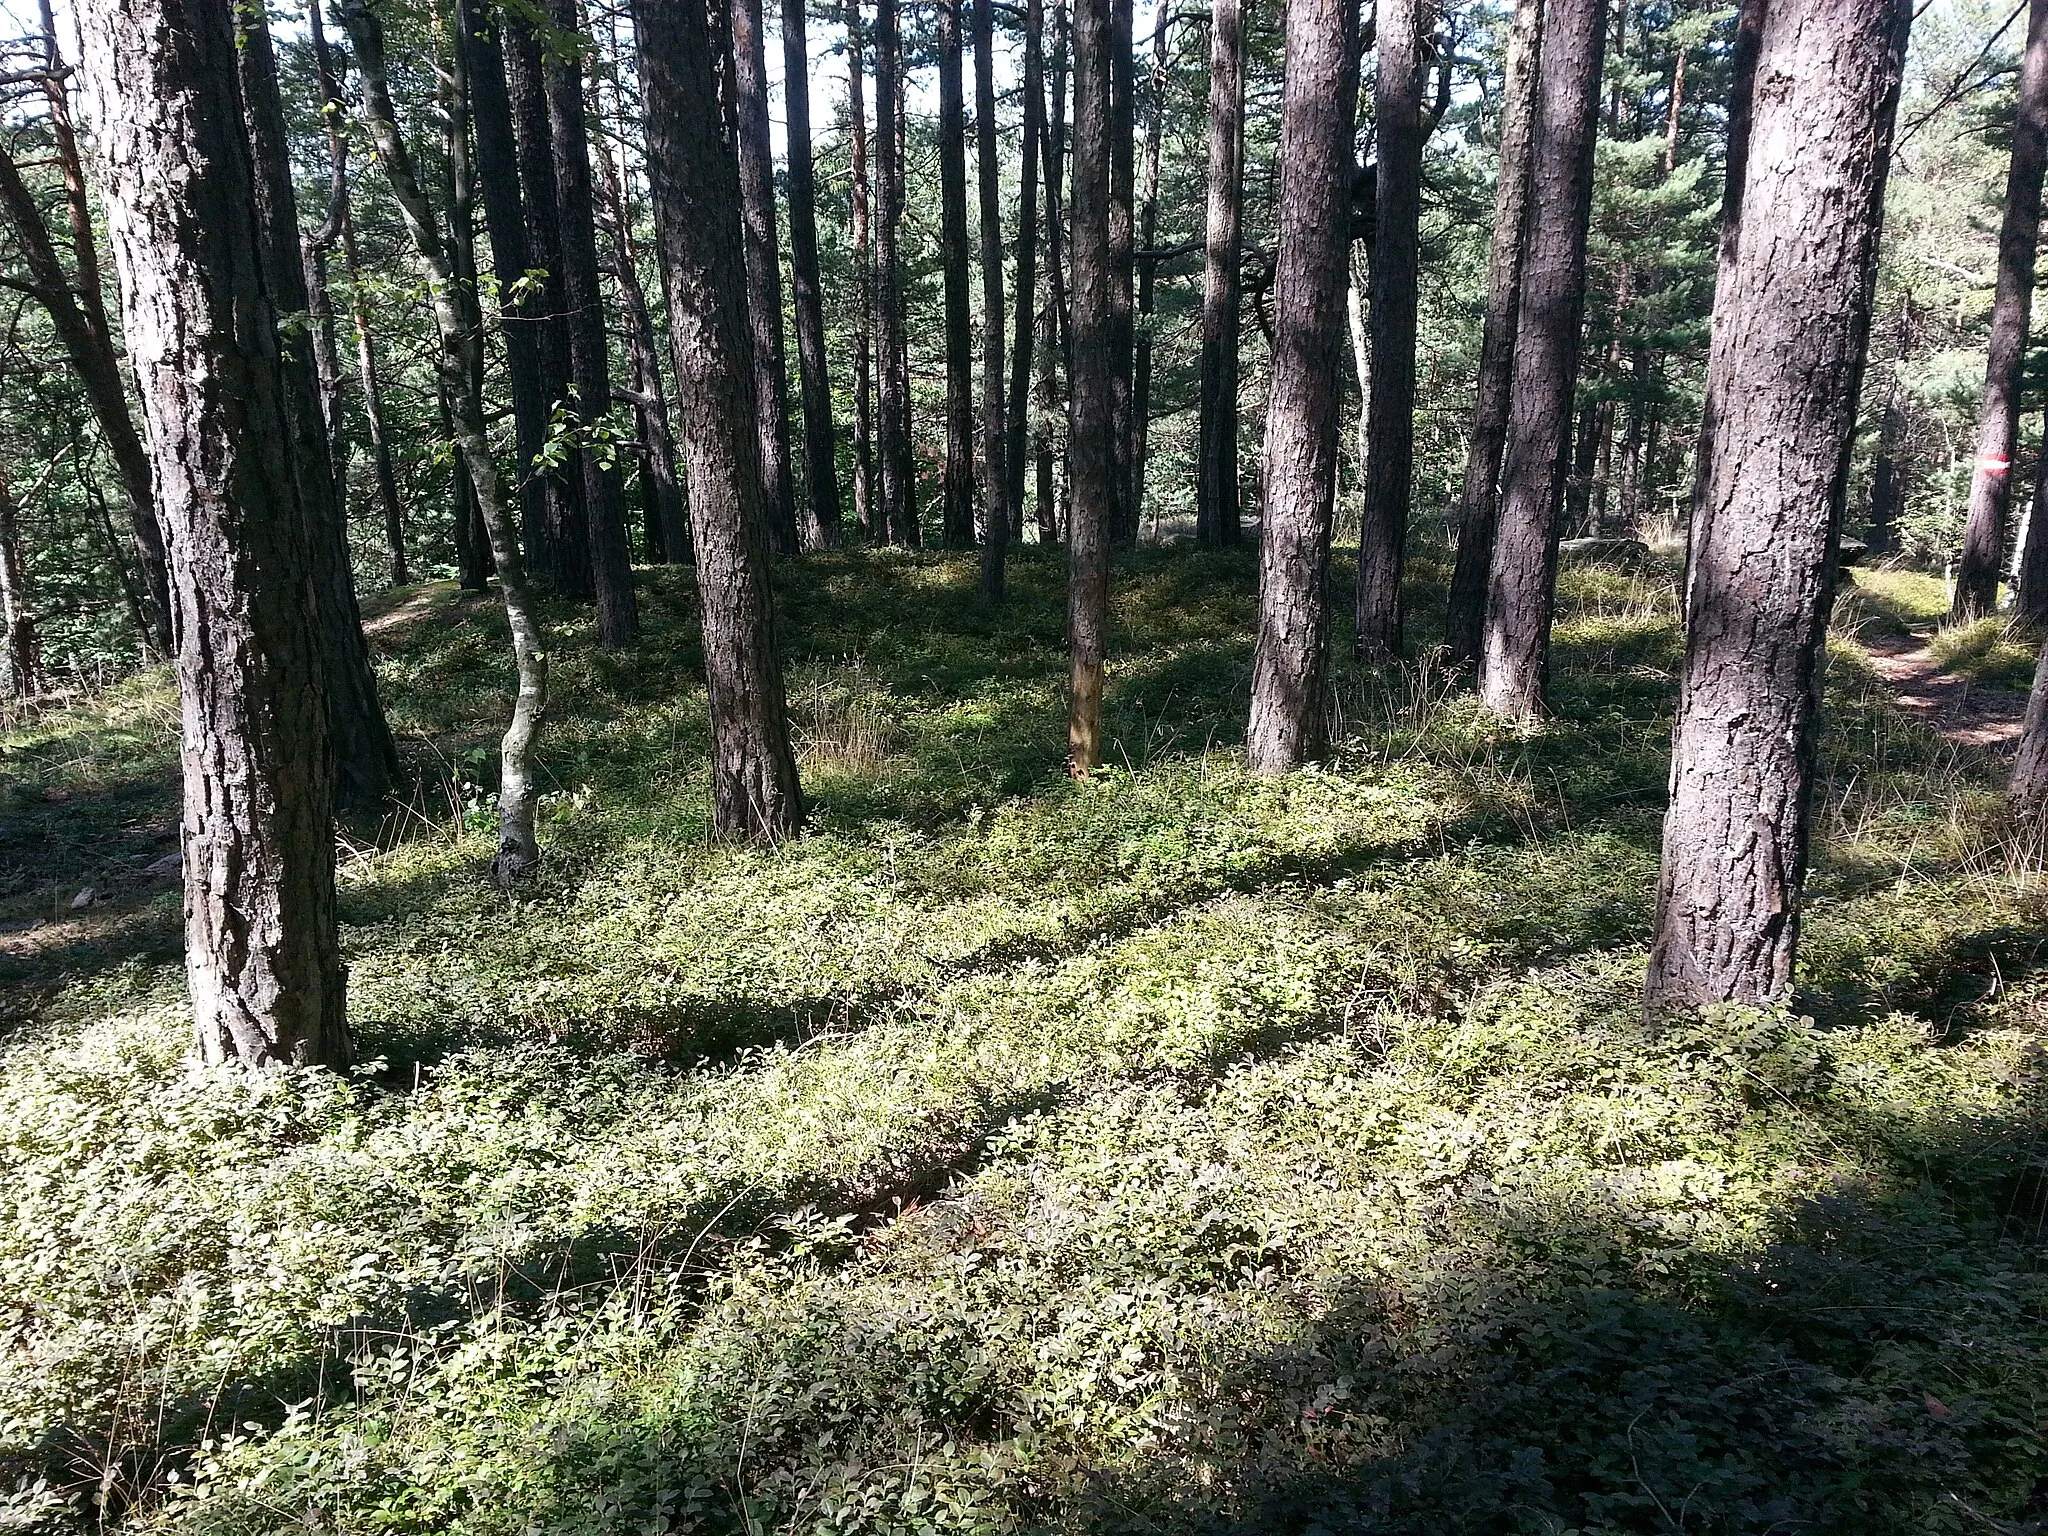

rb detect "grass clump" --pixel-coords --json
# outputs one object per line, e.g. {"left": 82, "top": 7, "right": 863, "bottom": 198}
{"left": 3, "top": 548, "right": 2046, "bottom": 1535}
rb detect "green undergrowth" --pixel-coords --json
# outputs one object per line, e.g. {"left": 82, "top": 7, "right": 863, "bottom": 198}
{"left": 3, "top": 548, "right": 2045, "bottom": 1535}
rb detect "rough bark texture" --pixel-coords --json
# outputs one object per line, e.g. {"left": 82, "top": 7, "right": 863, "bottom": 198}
{"left": 239, "top": 0, "right": 398, "bottom": 809}
{"left": 938, "top": 0, "right": 977, "bottom": 548}
{"left": 1006, "top": 0, "right": 1045, "bottom": 524}
{"left": 637, "top": 0, "right": 805, "bottom": 839}
{"left": 504, "top": 15, "right": 590, "bottom": 594}
{"left": 340, "top": 0, "right": 551, "bottom": 889}
{"left": 1445, "top": 0, "right": 1540, "bottom": 668}
{"left": 1038, "top": 0, "right": 1072, "bottom": 543}
{"left": 2012, "top": 633, "right": 2048, "bottom": 810}
{"left": 875, "top": 0, "right": 917, "bottom": 546}
{"left": 1244, "top": 0, "right": 1357, "bottom": 771}
{"left": 1107, "top": 0, "right": 1138, "bottom": 545}
{"left": 1131, "top": 5, "right": 1170, "bottom": 526}
{"left": 2017, "top": 415, "right": 2048, "bottom": 624}
{"left": 849, "top": 6, "right": 878, "bottom": 542}
{"left": 976, "top": 0, "right": 1010, "bottom": 595}
{"left": 1069, "top": 0, "right": 1114, "bottom": 771}
{"left": 784, "top": 0, "right": 842, "bottom": 548}
{"left": 1354, "top": 0, "right": 1432, "bottom": 658}
{"left": 1644, "top": 0, "right": 1909, "bottom": 1013}
{"left": 1195, "top": 0, "right": 1245, "bottom": 548}
{"left": 1954, "top": 0, "right": 2048, "bottom": 622}
{"left": 1477, "top": 0, "right": 1606, "bottom": 722}
{"left": 729, "top": 0, "right": 799, "bottom": 556}
{"left": 84, "top": 0, "right": 348, "bottom": 1067}
{"left": 546, "top": 0, "right": 639, "bottom": 644}
{"left": 0, "top": 464, "right": 42, "bottom": 696}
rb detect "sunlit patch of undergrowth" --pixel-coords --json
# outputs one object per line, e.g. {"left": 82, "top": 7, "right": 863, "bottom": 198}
{"left": 4, "top": 550, "right": 2047, "bottom": 1535}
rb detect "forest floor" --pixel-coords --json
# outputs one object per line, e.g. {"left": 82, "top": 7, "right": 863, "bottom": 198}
{"left": 2, "top": 548, "right": 2046, "bottom": 1535}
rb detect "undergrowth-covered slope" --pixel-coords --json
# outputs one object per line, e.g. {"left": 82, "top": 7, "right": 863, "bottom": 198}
{"left": 1, "top": 550, "right": 2043, "bottom": 1534}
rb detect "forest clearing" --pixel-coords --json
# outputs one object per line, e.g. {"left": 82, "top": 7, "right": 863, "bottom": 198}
{"left": 3, "top": 0, "right": 2048, "bottom": 1528}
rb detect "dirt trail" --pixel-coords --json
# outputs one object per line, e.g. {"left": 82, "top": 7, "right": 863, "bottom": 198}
{"left": 1863, "top": 633, "right": 2029, "bottom": 751}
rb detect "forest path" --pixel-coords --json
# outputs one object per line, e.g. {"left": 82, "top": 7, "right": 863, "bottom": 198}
{"left": 1862, "top": 632, "right": 2029, "bottom": 751}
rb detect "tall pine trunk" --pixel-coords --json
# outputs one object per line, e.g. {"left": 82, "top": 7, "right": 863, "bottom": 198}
{"left": 1645, "top": 0, "right": 1909, "bottom": 1013}
{"left": 1131, "top": 5, "right": 1171, "bottom": 528}
{"left": 849, "top": 6, "right": 879, "bottom": 542}
{"left": 784, "top": 0, "right": 843, "bottom": 547}
{"left": 1954, "top": 0, "right": 2048, "bottom": 621}
{"left": 875, "top": 0, "right": 917, "bottom": 546}
{"left": 1445, "top": 0, "right": 1540, "bottom": 667}
{"left": 1107, "top": 0, "right": 1138, "bottom": 545}
{"left": 1244, "top": 0, "right": 1358, "bottom": 770}
{"left": 1355, "top": 0, "right": 1433, "bottom": 658}
{"left": 976, "top": 0, "right": 1011, "bottom": 595}
{"left": 84, "top": 0, "right": 348, "bottom": 1066}
{"left": 1477, "top": 0, "right": 1606, "bottom": 721}
{"left": 547, "top": 0, "right": 640, "bottom": 643}
{"left": 0, "top": 465, "right": 42, "bottom": 697}
{"left": 1195, "top": 0, "right": 1245, "bottom": 548}
{"left": 939, "top": 0, "right": 978, "bottom": 548}
{"left": 1006, "top": 0, "right": 1045, "bottom": 524}
{"left": 636, "top": 0, "right": 806, "bottom": 838}
{"left": 239, "top": 0, "right": 398, "bottom": 809}
{"left": 1069, "top": 0, "right": 1114, "bottom": 771}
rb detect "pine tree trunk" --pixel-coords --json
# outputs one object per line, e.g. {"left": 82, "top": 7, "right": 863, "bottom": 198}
{"left": 547, "top": 0, "right": 639, "bottom": 643}
{"left": 1477, "top": 0, "right": 1606, "bottom": 721}
{"left": 1107, "top": 0, "right": 1138, "bottom": 546}
{"left": 0, "top": 463, "right": 42, "bottom": 697}
{"left": 1869, "top": 390, "right": 1907, "bottom": 559}
{"left": 2015, "top": 421, "right": 2048, "bottom": 624}
{"left": 849, "top": 5, "right": 878, "bottom": 543}
{"left": 340, "top": 0, "right": 552, "bottom": 889}
{"left": 1954, "top": 0, "right": 2048, "bottom": 621}
{"left": 1355, "top": 0, "right": 1433, "bottom": 658}
{"left": 1445, "top": 0, "right": 1539, "bottom": 666}
{"left": 505, "top": 15, "right": 591, "bottom": 594}
{"left": 875, "top": 0, "right": 917, "bottom": 546}
{"left": 1069, "top": 0, "right": 1115, "bottom": 771}
{"left": 784, "top": 0, "right": 843, "bottom": 548}
{"left": 1039, "top": 0, "right": 1073, "bottom": 545}
{"left": 239, "top": 0, "right": 398, "bottom": 809}
{"left": 636, "top": 0, "right": 806, "bottom": 839}
{"left": 938, "top": 0, "right": 977, "bottom": 548}
{"left": 1131, "top": 4, "right": 1170, "bottom": 529}
{"left": 1245, "top": 0, "right": 1359, "bottom": 771}
{"left": 975, "top": 0, "right": 1011, "bottom": 595}
{"left": 1195, "top": 0, "right": 1245, "bottom": 548}
{"left": 84, "top": 0, "right": 349, "bottom": 1066}
{"left": 730, "top": 0, "right": 800, "bottom": 556}
{"left": 1645, "top": 0, "right": 1909, "bottom": 1013}
{"left": 2012, "top": 635, "right": 2048, "bottom": 811}
{"left": 1006, "top": 0, "right": 1044, "bottom": 524}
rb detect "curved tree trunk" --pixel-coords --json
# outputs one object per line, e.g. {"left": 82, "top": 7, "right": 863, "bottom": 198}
{"left": 636, "top": 0, "right": 806, "bottom": 839}
{"left": 1955, "top": 0, "right": 2048, "bottom": 622}
{"left": 239, "top": 0, "right": 398, "bottom": 809}
{"left": 83, "top": 0, "right": 349, "bottom": 1066}
{"left": 731, "top": 0, "right": 800, "bottom": 555}
{"left": 1445, "top": 0, "right": 1541, "bottom": 667}
{"left": 1069, "top": 0, "right": 1115, "bottom": 771}
{"left": 1645, "top": 0, "right": 1909, "bottom": 1013}
{"left": 1476, "top": 0, "right": 1606, "bottom": 721}
{"left": 784, "top": 0, "right": 843, "bottom": 548}
{"left": 1355, "top": 0, "right": 1434, "bottom": 658}
{"left": 1195, "top": 0, "right": 1245, "bottom": 548}
{"left": 977, "top": 0, "right": 1011, "bottom": 596}
{"left": 939, "top": 0, "right": 977, "bottom": 548}
{"left": 1244, "top": 0, "right": 1359, "bottom": 770}
{"left": 340, "top": 0, "right": 552, "bottom": 889}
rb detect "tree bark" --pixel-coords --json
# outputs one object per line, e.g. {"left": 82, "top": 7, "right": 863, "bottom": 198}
{"left": 1006, "top": 0, "right": 1045, "bottom": 525}
{"left": 0, "top": 462, "right": 42, "bottom": 697}
{"left": 976, "top": 0, "right": 1011, "bottom": 595}
{"left": 1445, "top": 0, "right": 1540, "bottom": 668}
{"left": 1954, "top": 0, "right": 2048, "bottom": 621}
{"left": 1476, "top": 0, "right": 1606, "bottom": 721}
{"left": 547, "top": 0, "right": 640, "bottom": 643}
{"left": 2015, "top": 418, "right": 2048, "bottom": 623}
{"left": 1645, "top": 0, "right": 1909, "bottom": 1013}
{"left": 784, "top": 0, "right": 843, "bottom": 548}
{"left": 1195, "top": 0, "right": 1245, "bottom": 548}
{"left": 1131, "top": 3, "right": 1170, "bottom": 529}
{"left": 1069, "top": 0, "right": 1115, "bottom": 771}
{"left": 240, "top": 0, "right": 398, "bottom": 809}
{"left": 84, "top": 0, "right": 349, "bottom": 1067}
{"left": 636, "top": 0, "right": 805, "bottom": 838}
{"left": 848, "top": 4, "right": 878, "bottom": 542}
{"left": 938, "top": 0, "right": 978, "bottom": 548}
{"left": 728, "top": 0, "right": 800, "bottom": 556}
{"left": 1244, "top": 0, "right": 1358, "bottom": 770}
{"left": 1354, "top": 0, "right": 1433, "bottom": 658}
{"left": 875, "top": 0, "right": 917, "bottom": 546}
{"left": 1038, "top": 0, "right": 1073, "bottom": 543}
{"left": 1107, "top": 0, "right": 1138, "bottom": 546}
{"left": 340, "top": 0, "right": 552, "bottom": 888}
